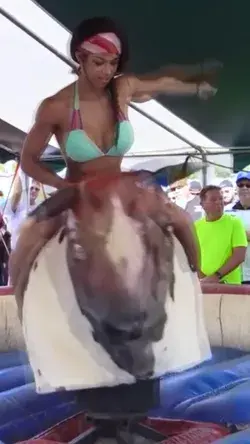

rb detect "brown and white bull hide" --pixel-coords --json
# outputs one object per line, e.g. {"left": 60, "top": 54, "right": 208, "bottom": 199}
{"left": 10, "top": 175, "right": 210, "bottom": 393}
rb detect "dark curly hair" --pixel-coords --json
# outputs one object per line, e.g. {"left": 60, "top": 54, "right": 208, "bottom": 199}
{"left": 70, "top": 16, "right": 129, "bottom": 73}
{"left": 70, "top": 17, "right": 129, "bottom": 145}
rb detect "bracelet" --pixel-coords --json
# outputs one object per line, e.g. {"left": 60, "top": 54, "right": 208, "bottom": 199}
{"left": 215, "top": 271, "right": 223, "bottom": 280}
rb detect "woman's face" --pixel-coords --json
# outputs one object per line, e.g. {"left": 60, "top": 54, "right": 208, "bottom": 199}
{"left": 79, "top": 53, "right": 119, "bottom": 88}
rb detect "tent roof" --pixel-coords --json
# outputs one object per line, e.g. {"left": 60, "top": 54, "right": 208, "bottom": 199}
{"left": 33, "top": 0, "right": 250, "bottom": 153}
{"left": 0, "top": 118, "right": 64, "bottom": 169}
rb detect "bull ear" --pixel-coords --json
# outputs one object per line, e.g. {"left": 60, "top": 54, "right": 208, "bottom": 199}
{"left": 153, "top": 156, "right": 207, "bottom": 187}
{"left": 29, "top": 186, "right": 79, "bottom": 222}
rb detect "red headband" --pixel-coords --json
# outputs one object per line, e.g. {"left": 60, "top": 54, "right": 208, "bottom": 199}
{"left": 81, "top": 32, "right": 121, "bottom": 55}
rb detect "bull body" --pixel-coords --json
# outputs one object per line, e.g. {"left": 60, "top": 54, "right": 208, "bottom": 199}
{"left": 10, "top": 172, "right": 210, "bottom": 392}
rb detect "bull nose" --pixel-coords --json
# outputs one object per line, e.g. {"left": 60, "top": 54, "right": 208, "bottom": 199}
{"left": 102, "top": 321, "right": 144, "bottom": 343}
{"left": 135, "top": 369, "right": 154, "bottom": 379}
{"left": 110, "top": 342, "right": 155, "bottom": 378}
{"left": 102, "top": 312, "right": 147, "bottom": 343}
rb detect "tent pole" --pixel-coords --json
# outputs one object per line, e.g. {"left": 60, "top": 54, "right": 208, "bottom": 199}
{"left": 0, "top": 7, "right": 73, "bottom": 68}
{"left": 129, "top": 103, "right": 207, "bottom": 185}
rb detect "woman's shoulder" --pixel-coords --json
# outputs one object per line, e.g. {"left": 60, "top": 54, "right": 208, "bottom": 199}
{"left": 42, "top": 82, "right": 75, "bottom": 107}
{"left": 114, "top": 74, "right": 136, "bottom": 104}
{"left": 115, "top": 73, "right": 135, "bottom": 90}
{"left": 36, "top": 82, "right": 76, "bottom": 121}
{"left": 115, "top": 73, "right": 151, "bottom": 103}
{"left": 54, "top": 82, "right": 75, "bottom": 100}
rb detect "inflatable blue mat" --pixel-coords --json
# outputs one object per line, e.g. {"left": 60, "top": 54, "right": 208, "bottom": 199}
{"left": 0, "top": 347, "right": 250, "bottom": 443}
{"left": 150, "top": 352, "right": 250, "bottom": 424}
{"left": 215, "top": 428, "right": 250, "bottom": 443}
{"left": 0, "top": 351, "right": 80, "bottom": 443}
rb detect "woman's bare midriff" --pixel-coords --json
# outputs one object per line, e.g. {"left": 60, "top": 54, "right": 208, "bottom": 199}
{"left": 65, "top": 156, "right": 123, "bottom": 183}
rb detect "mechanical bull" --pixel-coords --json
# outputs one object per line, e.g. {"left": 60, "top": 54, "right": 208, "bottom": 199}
{"left": 9, "top": 171, "right": 210, "bottom": 393}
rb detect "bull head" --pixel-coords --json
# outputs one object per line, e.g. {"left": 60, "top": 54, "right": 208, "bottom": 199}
{"left": 62, "top": 175, "right": 173, "bottom": 377}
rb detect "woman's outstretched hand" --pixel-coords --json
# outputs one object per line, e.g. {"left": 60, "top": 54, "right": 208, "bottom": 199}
{"left": 197, "top": 82, "right": 218, "bottom": 100}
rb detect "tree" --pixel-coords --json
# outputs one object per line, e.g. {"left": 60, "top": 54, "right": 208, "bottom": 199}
{"left": 214, "top": 165, "right": 231, "bottom": 178}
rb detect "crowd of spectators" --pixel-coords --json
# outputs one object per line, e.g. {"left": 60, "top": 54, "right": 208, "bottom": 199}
{"left": 168, "top": 171, "right": 250, "bottom": 285}
{"left": 0, "top": 169, "right": 249, "bottom": 287}
{"left": 0, "top": 176, "right": 40, "bottom": 285}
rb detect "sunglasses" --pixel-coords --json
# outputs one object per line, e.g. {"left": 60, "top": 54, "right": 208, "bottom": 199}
{"left": 30, "top": 186, "right": 40, "bottom": 192}
{"left": 238, "top": 183, "right": 250, "bottom": 189}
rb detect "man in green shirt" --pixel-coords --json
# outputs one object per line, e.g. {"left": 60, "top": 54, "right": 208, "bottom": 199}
{"left": 195, "top": 185, "right": 247, "bottom": 284}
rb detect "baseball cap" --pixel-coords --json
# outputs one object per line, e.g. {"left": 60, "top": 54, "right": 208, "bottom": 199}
{"left": 189, "top": 180, "right": 202, "bottom": 192}
{"left": 236, "top": 171, "right": 250, "bottom": 183}
{"left": 219, "top": 179, "right": 234, "bottom": 188}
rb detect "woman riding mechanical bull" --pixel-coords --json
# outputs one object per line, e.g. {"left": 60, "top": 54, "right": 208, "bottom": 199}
{"left": 10, "top": 17, "right": 221, "bottom": 391}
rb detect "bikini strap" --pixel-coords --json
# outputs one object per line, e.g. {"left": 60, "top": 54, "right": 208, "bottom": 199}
{"left": 70, "top": 82, "right": 83, "bottom": 130}
{"left": 74, "top": 81, "right": 80, "bottom": 110}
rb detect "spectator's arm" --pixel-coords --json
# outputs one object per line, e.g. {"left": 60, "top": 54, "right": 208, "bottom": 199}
{"left": 218, "top": 247, "right": 246, "bottom": 277}
{"left": 10, "top": 176, "right": 22, "bottom": 213}
{"left": 217, "top": 218, "right": 248, "bottom": 277}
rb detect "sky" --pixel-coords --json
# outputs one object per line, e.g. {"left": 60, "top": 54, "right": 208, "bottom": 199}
{"left": 0, "top": 0, "right": 231, "bottom": 172}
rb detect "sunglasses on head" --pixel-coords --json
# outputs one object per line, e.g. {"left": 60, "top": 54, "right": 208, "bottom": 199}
{"left": 238, "top": 182, "right": 250, "bottom": 188}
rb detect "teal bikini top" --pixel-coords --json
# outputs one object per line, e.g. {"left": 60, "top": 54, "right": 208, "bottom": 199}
{"left": 65, "top": 82, "right": 134, "bottom": 162}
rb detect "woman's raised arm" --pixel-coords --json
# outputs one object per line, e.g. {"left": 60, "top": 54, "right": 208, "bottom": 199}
{"left": 120, "top": 63, "right": 219, "bottom": 102}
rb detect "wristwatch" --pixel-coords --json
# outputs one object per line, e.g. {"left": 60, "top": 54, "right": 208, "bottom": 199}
{"left": 215, "top": 271, "right": 223, "bottom": 280}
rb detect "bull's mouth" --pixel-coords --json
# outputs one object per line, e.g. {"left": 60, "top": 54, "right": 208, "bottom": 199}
{"left": 92, "top": 324, "right": 156, "bottom": 378}
{"left": 110, "top": 345, "right": 155, "bottom": 379}
{"left": 84, "top": 307, "right": 166, "bottom": 377}
{"left": 101, "top": 311, "right": 167, "bottom": 344}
